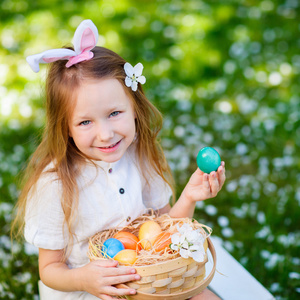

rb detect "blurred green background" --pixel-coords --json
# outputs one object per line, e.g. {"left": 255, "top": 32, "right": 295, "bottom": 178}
{"left": 1, "top": 0, "right": 299, "bottom": 299}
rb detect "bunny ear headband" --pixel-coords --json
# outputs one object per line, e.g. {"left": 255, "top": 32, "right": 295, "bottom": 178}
{"left": 26, "top": 19, "right": 146, "bottom": 91}
{"left": 26, "top": 19, "right": 98, "bottom": 72}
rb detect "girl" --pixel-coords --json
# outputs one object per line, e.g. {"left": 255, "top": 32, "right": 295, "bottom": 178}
{"left": 13, "top": 20, "right": 225, "bottom": 300}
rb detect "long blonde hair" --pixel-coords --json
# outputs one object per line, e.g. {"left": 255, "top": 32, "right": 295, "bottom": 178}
{"left": 12, "top": 47, "right": 175, "bottom": 256}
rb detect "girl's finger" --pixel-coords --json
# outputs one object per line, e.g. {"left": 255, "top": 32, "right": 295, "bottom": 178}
{"left": 98, "top": 293, "right": 114, "bottom": 300}
{"left": 202, "top": 173, "right": 210, "bottom": 191}
{"left": 216, "top": 161, "right": 225, "bottom": 174}
{"left": 188, "top": 168, "right": 205, "bottom": 186}
{"left": 217, "top": 162, "right": 226, "bottom": 187}
{"left": 101, "top": 265, "right": 137, "bottom": 277}
{"left": 195, "top": 167, "right": 205, "bottom": 176}
{"left": 102, "top": 285, "right": 137, "bottom": 297}
{"left": 104, "top": 273, "right": 140, "bottom": 286}
{"left": 209, "top": 172, "right": 220, "bottom": 197}
{"left": 94, "top": 259, "right": 119, "bottom": 268}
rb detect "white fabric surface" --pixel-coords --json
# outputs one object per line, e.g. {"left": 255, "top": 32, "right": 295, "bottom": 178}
{"left": 25, "top": 146, "right": 171, "bottom": 299}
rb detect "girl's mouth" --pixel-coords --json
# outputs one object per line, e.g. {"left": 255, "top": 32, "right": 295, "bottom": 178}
{"left": 97, "top": 140, "right": 121, "bottom": 153}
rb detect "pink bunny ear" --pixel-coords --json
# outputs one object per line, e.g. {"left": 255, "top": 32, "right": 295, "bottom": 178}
{"left": 26, "top": 49, "right": 76, "bottom": 72}
{"left": 66, "top": 19, "right": 98, "bottom": 68}
{"left": 73, "top": 19, "right": 98, "bottom": 54}
{"left": 26, "top": 19, "right": 99, "bottom": 72}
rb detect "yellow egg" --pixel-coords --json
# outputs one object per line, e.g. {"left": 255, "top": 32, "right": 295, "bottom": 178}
{"left": 138, "top": 221, "right": 162, "bottom": 250}
{"left": 114, "top": 249, "right": 137, "bottom": 265}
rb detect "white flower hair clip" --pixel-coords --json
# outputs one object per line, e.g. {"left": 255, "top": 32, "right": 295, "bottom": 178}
{"left": 26, "top": 19, "right": 98, "bottom": 72}
{"left": 124, "top": 62, "right": 146, "bottom": 91}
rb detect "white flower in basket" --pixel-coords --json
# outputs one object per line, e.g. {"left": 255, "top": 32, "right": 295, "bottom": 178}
{"left": 170, "top": 223, "right": 206, "bottom": 262}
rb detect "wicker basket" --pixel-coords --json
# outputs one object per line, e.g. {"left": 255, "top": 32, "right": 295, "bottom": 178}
{"left": 88, "top": 215, "right": 216, "bottom": 300}
{"left": 117, "top": 237, "right": 216, "bottom": 300}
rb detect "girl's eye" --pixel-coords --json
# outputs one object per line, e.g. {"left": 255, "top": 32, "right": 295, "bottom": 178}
{"left": 110, "top": 111, "right": 120, "bottom": 117}
{"left": 80, "top": 120, "right": 91, "bottom": 126}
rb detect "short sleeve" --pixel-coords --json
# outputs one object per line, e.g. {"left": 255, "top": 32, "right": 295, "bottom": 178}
{"left": 142, "top": 171, "right": 172, "bottom": 210}
{"left": 24, "top": 172, "right": 68, "bottom": 250}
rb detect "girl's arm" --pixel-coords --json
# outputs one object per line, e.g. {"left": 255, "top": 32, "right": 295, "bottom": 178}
{"left": 39, "top": 248, "right": 140, "bottom": 300}
{"left": 159, "top": 162, "right": 226, "bottom": 218}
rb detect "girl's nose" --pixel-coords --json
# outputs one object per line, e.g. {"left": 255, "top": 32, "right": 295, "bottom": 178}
{"left": 97, "top": 123, "right": 114, "bottom": 142}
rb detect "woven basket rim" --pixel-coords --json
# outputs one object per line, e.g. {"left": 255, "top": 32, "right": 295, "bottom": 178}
{"left": 117, "top": 237, "right": 217, "bottom": 300}
{"left": 133, "top": 253, "right": 208, "bottom": 276}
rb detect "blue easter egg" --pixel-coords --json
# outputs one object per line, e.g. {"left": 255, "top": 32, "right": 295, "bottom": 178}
{"left": 197, "top": 147, "right": 221, "bottom": 174}
{"left": 102, "top": 238, "right": 125, "bottom": 258}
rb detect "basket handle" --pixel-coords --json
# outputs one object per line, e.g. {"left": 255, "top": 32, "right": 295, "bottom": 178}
{"left": 116, "top": 237, "right": 217, "bottom": 299}
{"left": 195, "top": 236, "right": 217, "bottom": 289}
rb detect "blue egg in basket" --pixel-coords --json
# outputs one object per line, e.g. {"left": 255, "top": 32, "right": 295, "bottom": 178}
{"left": 197, "top": 147, "right": 221, "bottom": 174}
{"left": 102, "top": 238, "right": 125, "bottom": 258}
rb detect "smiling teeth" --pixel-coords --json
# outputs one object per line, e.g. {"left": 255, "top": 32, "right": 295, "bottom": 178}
{"left": 102, "top": 142, "right": 118, "bottom": 149}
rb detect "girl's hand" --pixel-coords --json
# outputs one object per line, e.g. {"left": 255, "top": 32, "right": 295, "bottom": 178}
{"left": 77, "top": 259, "right": 140, "bottom": 299}
{"left": 183, "top": 161, "right": 226, "bottom": 203}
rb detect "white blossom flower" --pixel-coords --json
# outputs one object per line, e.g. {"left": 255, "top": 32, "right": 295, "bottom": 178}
{"left": 179, "top": 248, "right": 190, "bottom": 258}
{"left": 124, "top": 62, "right": 146, "bottom": 91}
{"left": 170, "top": 223, "right": 207, "bottom": 262}
{"left": 191, "top": 247, "right": 205, "bottom": 262}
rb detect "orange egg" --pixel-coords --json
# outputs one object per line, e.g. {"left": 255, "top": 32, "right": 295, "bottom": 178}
{"left": 153, "top": 232, "right": 172, "bottom": 252}
{"left": 113, "top": 231, "right": 141, "bottom": 251}
{"left": 138, "top": 221, "right": 162, "bottom": 250}
{"left": 114, "top": 249, "right": 137, "bottom": 265}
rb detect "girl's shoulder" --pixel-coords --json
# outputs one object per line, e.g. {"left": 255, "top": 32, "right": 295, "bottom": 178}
{"left": 41, "top": 161, "right": 59, "bottom": 178}
{"left": 35, "top": 162, "right": 61, "bottom": 190}
{"left": 27, "top": 162, "right": 62, "bottom": 204}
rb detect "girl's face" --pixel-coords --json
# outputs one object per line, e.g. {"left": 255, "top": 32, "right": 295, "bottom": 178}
{"left": 69, "top": 78, "right": 136, "bottom": 163}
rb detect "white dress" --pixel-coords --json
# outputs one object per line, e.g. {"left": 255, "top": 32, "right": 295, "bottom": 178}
{"left": 25, "top": 146, "right": 171, "bottom": 299}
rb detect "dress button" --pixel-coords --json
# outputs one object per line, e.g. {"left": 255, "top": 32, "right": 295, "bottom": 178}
{"left": 119, "top": 188, "right": 125, "bottom": 194}
{"left": 126, "top": 216, "right": 131, "bottom": 222}
{"left": 108, "top": 168, "right": 113, "bottom": 173}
